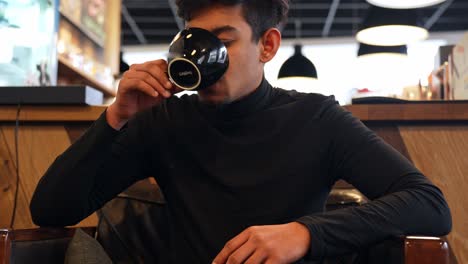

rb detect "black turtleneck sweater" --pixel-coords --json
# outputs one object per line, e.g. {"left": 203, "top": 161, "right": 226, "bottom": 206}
{"left": 30, "top": 79, "right": 451, "bottom": 263}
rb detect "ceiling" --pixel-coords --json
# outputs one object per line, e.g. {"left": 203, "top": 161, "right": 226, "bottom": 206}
{"left": 121, "top": 0, "right": 468, "bottom": 46}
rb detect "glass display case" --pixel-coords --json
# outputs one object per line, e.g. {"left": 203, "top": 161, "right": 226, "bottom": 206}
{"left": 0, "top": 0, "right": 58, "bottom": 86}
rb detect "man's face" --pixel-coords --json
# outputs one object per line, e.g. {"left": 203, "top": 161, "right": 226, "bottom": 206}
{"left": 186, "top": 4, "right": 265, "bottom": 104}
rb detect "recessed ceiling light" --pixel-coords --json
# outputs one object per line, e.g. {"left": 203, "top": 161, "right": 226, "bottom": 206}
{"left": 366, "top": 0, "right": 447, "bottom": 9}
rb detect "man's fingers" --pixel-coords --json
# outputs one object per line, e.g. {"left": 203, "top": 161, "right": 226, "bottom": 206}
{"left": 214, "top": 223, "right": 310, "bottom": 264}
{"left": 244, "top": 249, "right": 268, "bottom": 264}
{"left": 140, "top": 66, "right": 173, "bottom": 90}
{"left": 121, "top": 78, "right": 159, "bottom": 98}
{"left": 226, "top": 240, "right": 256, "bottom": 264}
{"left": 131, "top": 61, "right": 173, "bottom": 90}
{"left": 213, "top": 230, "right": 250, "bottom": 264}
{"left": 124, "top": 70, "right": 171, "bottom": 98}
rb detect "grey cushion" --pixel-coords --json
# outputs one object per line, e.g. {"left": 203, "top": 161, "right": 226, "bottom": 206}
{"left": 96, "top": 179, "right": 170, "bottom": 263}
{"left": 64, "top": 228, "right": 112, "bottom": 264}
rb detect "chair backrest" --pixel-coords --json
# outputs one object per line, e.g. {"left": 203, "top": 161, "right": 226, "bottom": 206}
{"left": 95, "top": 179, "right": 454, "bottom": 264}
{"left": 0, "top": 227, "right": 95, "bottom": 264}
{"left": 325, "top": 187, "right": 368, "bottom": 211}
{"left": 96, "top": 178, "right": 170, "bottom": 263}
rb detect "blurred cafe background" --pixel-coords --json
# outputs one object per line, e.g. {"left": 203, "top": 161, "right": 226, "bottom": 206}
{"left": 0, "top": 0, "right": 467, "bottom": 263}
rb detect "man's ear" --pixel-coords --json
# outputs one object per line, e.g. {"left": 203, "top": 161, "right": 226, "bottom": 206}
{"left": 259, "top": 28, "right": 281, "bottom": 63}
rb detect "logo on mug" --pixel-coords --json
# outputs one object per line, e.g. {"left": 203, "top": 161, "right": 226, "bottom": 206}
{"left": 179, "top": 71, "right": 193, "bottom": 77}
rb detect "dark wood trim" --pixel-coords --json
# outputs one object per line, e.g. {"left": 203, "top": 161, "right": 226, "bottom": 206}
{"left": 10, "top": 227, "right": 96, "bottom": 242}
{"left": 0, "top": 229, "right": 11, "bottom": 264}
{"left": 0, "top": 227, "right": 96, "bottom": 264}
{"left": 345, "top": 103, "right": 468, "bottom": 121}
{"left": 0, "top": 102, "right": 468, "bottom": 123}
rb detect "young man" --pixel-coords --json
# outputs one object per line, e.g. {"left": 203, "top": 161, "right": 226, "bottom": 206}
{"left": 30, "top": 1, "right": 451, "bottom": 263}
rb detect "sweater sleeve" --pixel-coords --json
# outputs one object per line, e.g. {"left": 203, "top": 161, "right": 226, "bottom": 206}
{"left": 30, "top": 110, "right": 153, "bottom": 226}
{"left": 296, "top": 99, "right": 452, "bottom": 260}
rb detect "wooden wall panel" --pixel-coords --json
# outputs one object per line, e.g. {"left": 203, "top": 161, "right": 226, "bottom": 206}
{"left": 0, "top": 130, "right": 32, "bottom": 228}
{"left": 400, "top": 125, "right": 468, "bottom": 264}
{"left": 0, "top": 106, "right": 106, "bottom": 122}
{"left": 0, "top": 125, "right": 97, "bottom": 229}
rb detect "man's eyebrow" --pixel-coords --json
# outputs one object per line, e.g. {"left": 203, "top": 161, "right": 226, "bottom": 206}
{"left": 210, "top": 25, "right": 239, "bottom": 36}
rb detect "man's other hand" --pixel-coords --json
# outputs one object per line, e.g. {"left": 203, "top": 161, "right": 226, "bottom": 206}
{"left": 213, "top": 222, "right": 311, "bottom": 264}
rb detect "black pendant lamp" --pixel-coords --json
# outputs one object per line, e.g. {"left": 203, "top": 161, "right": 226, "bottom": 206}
{"left": 278, "top": 44, "right": 318, "bottom": 79}
{"left": 358, "top": 43, "right": 407, "bottom": 57}
{"left": 355, "top": 43, "right": 410, "bottom": 97}
{"left": 356, "top": 6, "right": 428, "bottom": 46}
{"left": 278, "top": 19, "right": 318, "bottom": 80}
{"left": 356, "top": 43, "right": 409, "bottom": 77}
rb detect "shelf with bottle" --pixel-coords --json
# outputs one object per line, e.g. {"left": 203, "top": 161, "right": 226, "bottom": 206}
{"left": 59, "top": 0, "right": 107, "bottom": 48}
{"left": 58, "top": 55, "right": 116, "bottom": 97}
{"left": 59, "top": 11, "right": 105, "bottom": 48}
{"left": 55, "top": 0, "right": 121, "bottom": 99}
{"left": 56, "top": 2, "right": 116, "bottom": 97}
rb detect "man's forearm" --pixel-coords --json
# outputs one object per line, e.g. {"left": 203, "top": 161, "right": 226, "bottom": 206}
{"left": 296, "top": 177, "right": 451, "bottom": 260}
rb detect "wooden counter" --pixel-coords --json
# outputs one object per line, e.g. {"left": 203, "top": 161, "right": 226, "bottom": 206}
{"left": 0, "top": 103, "right": 467, "bottom": 263}
{"left": 1, "top": 102, "right": 468, "bottom": 122}
{"left": 0, "top": 105, "right": 107, "bottom": 122}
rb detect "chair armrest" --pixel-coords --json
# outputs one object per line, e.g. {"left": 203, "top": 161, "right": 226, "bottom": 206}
{"left": 0, "top": 227, "right": 96, "bottom": 264}
{"left": 368, "top": 236, "right": 450, "bottom": 264}
{"left": 402, "top": 236, "right": 450, "bottom": 264}
{"left": 1, "top": 230, "right": 9, "bottom": 264}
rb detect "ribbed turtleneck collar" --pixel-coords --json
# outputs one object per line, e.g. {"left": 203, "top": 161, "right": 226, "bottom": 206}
{"left": 197, "top": 77, "right": 274, "bottom": 121}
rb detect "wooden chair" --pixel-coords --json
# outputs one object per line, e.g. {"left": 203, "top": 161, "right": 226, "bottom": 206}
{"left": 402, "top": 236, "right": 450, "bottom": 264}
{"left": 365, "top": 235, "right": 451, "bottom": 264}
{"left": 1, "top": 182, "right": 452, "bottom": 263}
{"left": 0, "top": 227, "right": 451, "bottom": 264}
{"left": 0, "top": 227, "right": 96, "bottom": 264}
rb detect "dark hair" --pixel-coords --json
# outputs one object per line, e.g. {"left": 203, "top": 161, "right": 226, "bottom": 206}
{"left": 175, "top": 0, "right": 289, "bottom": 41}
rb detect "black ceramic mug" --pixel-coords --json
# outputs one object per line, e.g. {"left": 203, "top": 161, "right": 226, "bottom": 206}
{"left": 167, "top": 27, "right": 230, "bottom": 91}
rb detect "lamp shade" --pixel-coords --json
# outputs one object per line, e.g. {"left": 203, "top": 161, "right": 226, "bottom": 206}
{"left": 357, "top": 43, "right": 408, "bottom": 65}
{"left": 358, "top": 43, "right": 407, "bottom": 57}
{"left": 366, "top": 0, "right": 447, "bottom": 9}
{"left": 278, "top": 44, "right": 318, "bottom": 79}
{"left": 355, "top": 43, "right": 411, "bottom": 97}
{"left": 356, "top": 6, "right": 428, "bottom": 46}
